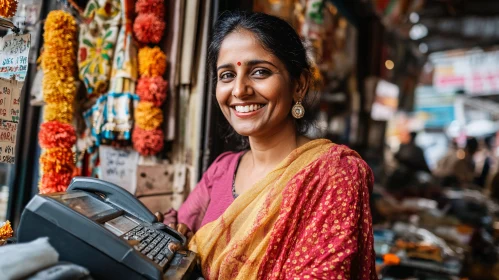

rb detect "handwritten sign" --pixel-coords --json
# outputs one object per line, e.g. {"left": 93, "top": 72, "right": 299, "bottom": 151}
{"left": 0, "top": 33, "right": 31, "bottom": 81}
{"left": 0, "top": 120, "right": 17, "bottom": 164}
{"left": 99, "top": 146, "right": 139, "bottom": 194}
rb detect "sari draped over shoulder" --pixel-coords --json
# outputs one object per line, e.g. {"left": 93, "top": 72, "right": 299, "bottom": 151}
{"left": 189, "top": 139, "right": 377, "bottom": 279}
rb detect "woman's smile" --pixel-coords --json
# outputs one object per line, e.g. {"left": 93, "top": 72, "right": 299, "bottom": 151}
{"left": 231, "top": 103, "right": 267, "bottom": 118}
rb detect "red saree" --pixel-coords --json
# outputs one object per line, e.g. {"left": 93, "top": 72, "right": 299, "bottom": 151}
{"left": 189, "top": 140, "right": 377, "bottom": 279}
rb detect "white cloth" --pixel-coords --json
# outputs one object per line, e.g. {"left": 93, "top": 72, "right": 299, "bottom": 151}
{"left": 0, "top": 237, "right": 59, "bottom": 280}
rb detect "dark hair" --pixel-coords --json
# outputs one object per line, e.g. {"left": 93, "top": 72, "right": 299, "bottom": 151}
{"left": 208, "top": 11, "right": 316, "bottom": 149}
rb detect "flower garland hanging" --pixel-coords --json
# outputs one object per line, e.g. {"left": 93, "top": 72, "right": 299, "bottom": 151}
{"left": 0, "top": 0, "right": 18, "bottom": 18}
{"left": 38, "top": 11, "right": 78, "bottom": 194}
{"left": 132, "top": 1, "right": 167, "bottom": 157}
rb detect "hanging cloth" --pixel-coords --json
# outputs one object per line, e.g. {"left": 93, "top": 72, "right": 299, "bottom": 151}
{"left": 78, "top": 0, "right": 122, "bottom": 96}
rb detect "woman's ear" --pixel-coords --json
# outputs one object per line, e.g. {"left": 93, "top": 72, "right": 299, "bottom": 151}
{"left": 293, "top": 71, "right": 310, "bottom": 102}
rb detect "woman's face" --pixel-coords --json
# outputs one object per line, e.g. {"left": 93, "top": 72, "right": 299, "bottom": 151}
{"left": 216, "top": 29, "right": 296, "bottom": 138}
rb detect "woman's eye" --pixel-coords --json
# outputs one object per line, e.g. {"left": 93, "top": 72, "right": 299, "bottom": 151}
{"left": 252, "top": 69, "right": 271, "bottom": 77}
{"left": 219, "top": 72, "right": 235, "bottom": 81}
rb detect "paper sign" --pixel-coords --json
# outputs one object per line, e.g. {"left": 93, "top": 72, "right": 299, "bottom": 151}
{"left": 0, "top": 33, "right": 31, "bottom": 81}
{"left": 99, "top": 146, "right": 139, "bottom": 194}
{"left": 0, "top": 120, "right": 17, "bottom": 164}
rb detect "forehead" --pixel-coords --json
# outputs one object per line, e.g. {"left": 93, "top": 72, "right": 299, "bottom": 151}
{"left": 217, "top": 29, "right": 277, "bottom": 64}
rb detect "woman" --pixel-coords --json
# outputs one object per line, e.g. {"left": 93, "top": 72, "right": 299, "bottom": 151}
{"left": 165, "top": 11, "right": 376, "bottom": 279}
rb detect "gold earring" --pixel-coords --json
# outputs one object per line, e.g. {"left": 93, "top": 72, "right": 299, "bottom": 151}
{"left": 292, "top": 101, "right": 305, "bottom": 119}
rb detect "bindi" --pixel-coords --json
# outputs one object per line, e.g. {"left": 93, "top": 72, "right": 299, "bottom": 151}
{"left": 237, "top": 61, "right": 241, "bottom": 66}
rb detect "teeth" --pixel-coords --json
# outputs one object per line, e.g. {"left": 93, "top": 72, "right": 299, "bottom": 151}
{"left": 235, "top": 104, "right": 262, "bottom": 113}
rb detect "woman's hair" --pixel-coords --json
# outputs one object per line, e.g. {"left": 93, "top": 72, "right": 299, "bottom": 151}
{"left": 208, "top": 11, "right": 316, "bottom": 149}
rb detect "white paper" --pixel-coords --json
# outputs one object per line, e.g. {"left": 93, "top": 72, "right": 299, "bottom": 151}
{"left": 0, "top": 33, "right": 31, "bottom": 81}
{"left": 99, "top": 145, "right": 139, "bottom": 194}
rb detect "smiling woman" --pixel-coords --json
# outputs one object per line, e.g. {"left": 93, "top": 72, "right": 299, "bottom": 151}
{"left": 164, "top": 11, "right": 377, "bottom": 280}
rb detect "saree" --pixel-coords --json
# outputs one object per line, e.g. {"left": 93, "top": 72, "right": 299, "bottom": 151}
{"left": 189, "top": 139, "right": 377, "bottom": 279}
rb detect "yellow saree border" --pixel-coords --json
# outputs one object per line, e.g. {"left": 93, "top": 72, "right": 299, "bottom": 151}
{"left": 189, "top": 139, "right": 333, "bottom": 280}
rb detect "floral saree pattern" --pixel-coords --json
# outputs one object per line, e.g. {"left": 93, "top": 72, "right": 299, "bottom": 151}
{"left": 189, "top": 139, "right": 377, "bottom": 279}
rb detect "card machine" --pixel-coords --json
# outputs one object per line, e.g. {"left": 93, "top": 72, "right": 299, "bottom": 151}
{"left": 17, "top": 177, "right": 198, "bottom": 280}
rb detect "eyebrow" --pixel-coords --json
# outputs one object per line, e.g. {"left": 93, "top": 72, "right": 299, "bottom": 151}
{"left": 216, "top": 60, "right": 278, "bottom": 72}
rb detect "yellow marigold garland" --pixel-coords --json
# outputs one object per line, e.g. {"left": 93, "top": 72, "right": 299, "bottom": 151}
{"left": 43, "top": 102, "right": 74, "bottom": 124}
{"left": 138, "top": 47, "right": 167, "bottom": 77}
{"left": 42, "top": 72, "right": 77, "bottom": 103}
{"left": 0, "top": 0, "right": 18, "bottom": 18}
{"left": 135, "top": 101, "right": 163, "bottom": 130}
{"left": 39, "top": 11, "right": 78, "bottom": 194}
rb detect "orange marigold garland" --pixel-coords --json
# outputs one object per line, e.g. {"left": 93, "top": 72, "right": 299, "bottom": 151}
{"left": 133, "top": 2, "right": 167, "bottom": 157}
{"left": 40, "top": 147, "right": 75, "bottom": 174}
{"left": 39, "top": 171, "right": 73, "bottom": 194}
{"left": 138, "top": 47, "right": 167, "bottom": 77}
{"left": 136, "top": 76, "right": 167, "bottom": 107}
{"left": 38, "top": 11, "right": 78, "bottom": 194}
{"left": 39, "top": 121, "right": 77, "bottom": 149}
{"left": 0, "top": 0, "right": 18, "bottom": 18}
{"left": 132, "top": 127, "right": 164, "bottom": 155}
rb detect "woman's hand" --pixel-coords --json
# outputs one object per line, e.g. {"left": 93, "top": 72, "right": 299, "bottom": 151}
{"left": 168, "top": 223, "right": 194, "bottom": 246}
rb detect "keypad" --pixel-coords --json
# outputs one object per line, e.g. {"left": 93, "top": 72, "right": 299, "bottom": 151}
{"left": 123, "top": 225, "right": 177, "bottom": 268}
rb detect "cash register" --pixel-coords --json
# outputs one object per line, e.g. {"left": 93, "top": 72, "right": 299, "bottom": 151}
{"left": 17, "top": 177, "right": 198, "bottom": 280}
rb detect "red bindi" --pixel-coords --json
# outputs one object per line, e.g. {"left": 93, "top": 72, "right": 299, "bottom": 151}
{"left": 237, "top": 61, "right": 241, "bottom": 66}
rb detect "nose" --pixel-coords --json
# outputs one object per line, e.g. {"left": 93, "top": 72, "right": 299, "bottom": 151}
{"left": 231, "top": 75, "right": 252, "bottom": 99}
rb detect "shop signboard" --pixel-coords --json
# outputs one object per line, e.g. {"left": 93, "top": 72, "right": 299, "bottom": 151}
{"left": 414, "top": 86, "right": 455, "bottom": 129}
{"left": 0, "top": 33, "right": 30, "bottom": 164}
{"left": 371, "top": 80, "right": 399, "bottom": 121}
{"left": 432, "top": 49, "right": 499, "bottom": 96}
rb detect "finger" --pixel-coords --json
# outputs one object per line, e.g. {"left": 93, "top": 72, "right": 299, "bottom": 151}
{"left": 168, "top": 223, "right": 176, "bottom": 229}
{"left": 177, "top": 224, "right": 189, "bottom": 236}
{"left": 186, "top": 232, "right": 193, "bottom": 244}
{"left": 168, "top": 242, "right": 180, "bottom": 252}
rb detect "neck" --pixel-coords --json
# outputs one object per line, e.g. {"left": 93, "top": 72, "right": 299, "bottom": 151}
{"left": 247, "top": 118, "right": 298, "bottom": 168}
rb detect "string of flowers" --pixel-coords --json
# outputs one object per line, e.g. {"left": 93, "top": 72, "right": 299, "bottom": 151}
{"left": 38, "top": 11, "right": 78, "bottom": 194}
{"left": 132, "top": 0, "right": 167, "bottom": 156}
{"left": 0, "top": 0, "right": 18, "bottom": 18}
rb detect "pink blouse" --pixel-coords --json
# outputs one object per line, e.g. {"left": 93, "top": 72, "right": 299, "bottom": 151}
{"left": 163, "top": 151, "right": 244, "bottom": 232}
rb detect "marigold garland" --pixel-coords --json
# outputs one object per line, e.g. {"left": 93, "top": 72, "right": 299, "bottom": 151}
{"left": 0, "top": 221, "right": 13, "bottom": 240}
{"left": 135, "top": 101, "right": 163, "bottom": 130}
{"left": 138, "top": 47, "right": 167, "bottom": 77}
{"left": 43, "top": 102, "right": 74, "bottom": 124}
{"left": 132, "top": 127, "right": 164, "bottom": 155}
{"left": 0, "top": 0, "right": 18, "bottom": 18}
{"left": 42, "top": 71, "right": 77, "bottom": 103}
{"left": 38, "top": 10, "right": 78, "bottom": 194}
{"left": 40, "top": 147, "right": 75, "bottom": 174}
{"left": 39, "top": 171, "right": 73, "bottom": 194}
{"left": 39, "top": 121, "right": 77, "bottom": 149}
{"left": 136, "top": 0, "right": 165, "bottom": 18}
{"left": 136, "top": 76, "right": 167, "bottom": 107}
{"left": 133, "top": 13, "right": 165, "bottom": 44}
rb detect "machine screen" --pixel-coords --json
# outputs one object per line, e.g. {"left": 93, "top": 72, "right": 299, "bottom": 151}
{"left": 51, "top": 192, "right": 120, "bottom": 221}
{"left": 104, "top": 216, "right": 140, "bottom": 236}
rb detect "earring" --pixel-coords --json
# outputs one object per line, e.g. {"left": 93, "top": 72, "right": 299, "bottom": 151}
{"left": 292, "top": 101, "right": 305, "bottom": 119}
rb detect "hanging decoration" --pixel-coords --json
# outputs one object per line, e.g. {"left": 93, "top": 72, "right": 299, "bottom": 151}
{"left": 38, "top": 11, "right": 78, "bottom": 194}
{"left": 0, "top": 0, "right": 18, "bottom": 18}
{"left": 132, "top": 0, "right": 167, "bottom": 156}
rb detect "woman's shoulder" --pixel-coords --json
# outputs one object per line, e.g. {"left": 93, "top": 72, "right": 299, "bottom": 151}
{"left": 318, "top": 144, "right": 373, "bottom": 184}
{"left": 204, "top": 150, "right": 245, "bottom": 178}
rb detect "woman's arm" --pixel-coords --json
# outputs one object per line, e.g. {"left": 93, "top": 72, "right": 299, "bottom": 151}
{"left": 163, "top": 152, "right": 235, "bottom": 233}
